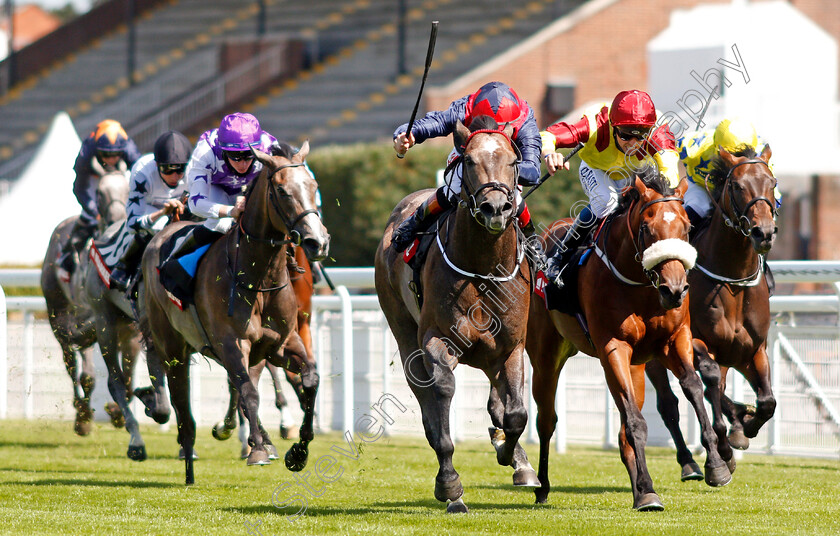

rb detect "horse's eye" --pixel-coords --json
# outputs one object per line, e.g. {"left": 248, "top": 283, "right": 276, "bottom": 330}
{"left": 732, "top": 182, "right": 743, "bottom": 191}
{"left": 464, "top": 155, "right": 474, "bottom": 166}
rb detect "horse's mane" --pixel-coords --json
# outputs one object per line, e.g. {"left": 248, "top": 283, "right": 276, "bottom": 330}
{"left": 468, "top": 114, "right": 500, "bottom": 132}
{"left": 616, "top": 165, "right": 675, "bottom": 213}
{"left": 706, "top": 146, "right": 758, "bottom": 195}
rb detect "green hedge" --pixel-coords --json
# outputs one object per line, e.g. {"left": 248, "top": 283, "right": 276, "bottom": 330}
{"left": 308, "top": 142, "right": 584, "bottom": 267}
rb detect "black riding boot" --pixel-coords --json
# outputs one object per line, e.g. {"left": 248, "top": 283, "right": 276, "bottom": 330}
{"left": 391, "top": 187, "right": 453, "bottom": 253}
{"left": 543, "top": 211, "right": 597, "bottom": 290}
{"left": 109, "top": 235, "right": 149, "bottom": 291}
{"left": 58, "top": 219, "right": 96, "bottom": 274}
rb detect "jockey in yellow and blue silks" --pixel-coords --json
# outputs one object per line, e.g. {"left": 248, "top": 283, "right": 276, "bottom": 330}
{"left": 59, "top": 119, "right": 142, "bottom": 274}
{"left": 541, "top": 89, "right": 683, "bottom": 289}
{"left": 678, "top": 117, "right": 780, "bottom": 227}
{"left": 391, "top": 81, "right": 543, "bottom": 252}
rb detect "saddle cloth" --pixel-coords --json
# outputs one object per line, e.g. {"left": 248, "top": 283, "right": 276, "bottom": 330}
{"left": 88, "top": 221, "right": 131, "bottom": 289}
{"left": 157, "top": 225, "right": 215, "bottom": 310}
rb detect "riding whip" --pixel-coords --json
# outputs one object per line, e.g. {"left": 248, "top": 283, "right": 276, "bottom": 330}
{"left": 522, "top": 143, "right": 583, "bottom": 200}
{"left": 400, "top": 21, "right": 439, "bottom": 157}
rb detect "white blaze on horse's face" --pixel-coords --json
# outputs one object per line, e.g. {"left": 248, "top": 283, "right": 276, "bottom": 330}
{"left": 281, "top": 161, "right": 330, "bottom": 262}
{"left": 663, "top": 211, "right": 677, "bottom": 224}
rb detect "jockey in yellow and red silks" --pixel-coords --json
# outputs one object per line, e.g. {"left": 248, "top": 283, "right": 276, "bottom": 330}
{"left": 540, "top": 89, "right": 682, "bottom": 289}
{"left": 678, "top": 117, "right": 780, "bottom": 227}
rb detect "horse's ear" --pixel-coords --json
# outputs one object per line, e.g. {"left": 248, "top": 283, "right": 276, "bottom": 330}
{"left": 759, "top": 143, "right": 772, "bottom": 163}
{"left": 253, "top": 148, "right": 271, "bottom": 167}
{"left": 634, "top": 174, "right": 647, "bottom": 196}
{"left": 454, "top": 120, "right": 470, "bottom": 151}
{"left": 295, "top": 139, "right": 310, "bottom": 162}
{"left": 718, "top": 145, "right": 738, "bottom": 167}
{"left": 502, "top": 122, "right": 515, "bottom": 139}
{"left": 676, "top": 176, "right": 688, "bottom": 198}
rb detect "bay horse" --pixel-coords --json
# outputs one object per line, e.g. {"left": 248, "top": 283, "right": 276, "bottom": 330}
{"left": 526, "top": 171, "right": 733, "bottom": 511}
{"left": 375, "top": 116, "right": 538, "bottom": 513}
{"left": 41, "top": 170, "right": 134, "bottom": 436}
{"left": 140, "top": 141, "right": 329, "bottom": 484}
{"left": 647, "top": 145, "right": 777, "bottom": 478}
{"left": 212, "top": 245, "right": 315, "bottom": 456}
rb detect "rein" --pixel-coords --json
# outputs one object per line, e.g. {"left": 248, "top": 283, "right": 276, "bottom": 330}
{"left": 435, "top": 216, "right": 525, "bottom": 282}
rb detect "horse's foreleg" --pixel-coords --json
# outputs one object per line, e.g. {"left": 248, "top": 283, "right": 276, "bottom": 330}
{"left": 64, "top": 345, "right": 93, "bottom": 436}
{"left": 247, "top": 362, "right": 279, "bottom": 461}
{"left": 602, "top": 344, "right": 661, "bottom": 511}
{"left": 492, "top": 347, "right": 531, "bottom": 468}
{"left": 281, "top": 331, "right": 317, "bottom": 471}
{"left": 667, "top": 328, "right": 730, "bottom": 488}
{"left": 118, "top": 328, "right": 142, "bottom": 401}
{"left": 693, "top": 340, "right": 734, "bottom": 472}
{"left": 166, "top": 355, "right": 195, "bottom": 484}
{"left": 740, "top": 344, "right": 776, "bottom": 440}
{"left": 222, "top": 340, "right": 269, "bottom": 467}
{"left": 135, "top": 341, "right": 171, "bottom": 425}
{"left": 486, "top": 384, "right": 538, "bottom": 487}
{"left": 212, "top": 379, "right": 239, "bottom": 442}
{"left": 99, "top": 321, "right": 146, "bottom": 462}
{"left": 645, "top": 360, "right": 703, "bottom": 481}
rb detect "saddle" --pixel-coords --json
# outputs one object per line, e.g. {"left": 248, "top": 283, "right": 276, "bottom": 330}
{"left": 157, "top": 226, "right": 216, "bottom": 310}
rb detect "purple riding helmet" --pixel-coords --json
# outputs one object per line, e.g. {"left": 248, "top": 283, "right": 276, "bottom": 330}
{"left": 218, "top": 112, "right": 262, "bottom": 151}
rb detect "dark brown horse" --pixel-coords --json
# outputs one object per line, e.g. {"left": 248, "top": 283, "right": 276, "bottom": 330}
{"left": 375, "top": 116, "right": 537, "bottom": 513}
{"left": 648, "top": 145, "right": 777, "bottom": 478}
{"left": 41, "top": 170, "right": 133, "bottom": 436}
{"left": 140, "top": 142, "right": 329, "bottom": 484}
{"left": 212, "top": 246, "right": 315, "bottom": 455}
{"left": 526, "top": 172, "right": 733, "bottom": 511}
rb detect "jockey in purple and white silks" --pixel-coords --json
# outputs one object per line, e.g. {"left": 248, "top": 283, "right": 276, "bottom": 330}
{"left": 188, "top": 112, "right": 277, "bottom": 233}
{"left": 161, "top": 112, "right": 277, "bottom": 264}
{"left": 108, "top": 131, "right": 193, "bottom": 290}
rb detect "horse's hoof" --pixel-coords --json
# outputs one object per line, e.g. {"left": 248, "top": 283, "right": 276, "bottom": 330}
{"left": 434, "top": 476, "right": 463, "bottom": 503}
{"left": 266, "top": 443, "right": 280, "bottom": 460}
{"left": 280, "top": 424, "right": 299, "bottom": 440}
{"left": 534, "top": 487, "right": 549, "bottom": 504}
{"left": 446, "top": 498, "right": 469, "bottom": 514}
{"left": 179, "top": 447, "right": 199, "bottom": 460}
{"left": 728, "top": 429, "right": 750, "bottom": 450}
{"left": 513, "top": 467, "right": 540, "bottom": 487}
{"left": 680, "top": 462, "right": 704, "bottom": 481}
{"left": 104, "top": 402, "right": 125, "bottom": 428}
{"left": 74, "top": 419, "right": 92, "bottom": 436}
{"left": 247, "top": 449, "right": 271, "bottom": 466}
{"left": 725, "top": 456, "right": 737, "bottom": 475}
{"left": 704, "top": 463, "right": 732, "bottom": 487}
{"left": 134, "top": 387, "right": 166, "bottom": 423}
{"left": 127, "top": 445, "right": 147, "bottom": 462}
{"left": 212, "top": 422, "right": 233, "bottom": 441}
{"left": 240, "top": 444, "right": 251, "bottom": 459}
{"left": 634, "top": 493, "right": 664, "bottom": 511}
{"left": 284, "top": 442, "right": 309, "bottom": 472}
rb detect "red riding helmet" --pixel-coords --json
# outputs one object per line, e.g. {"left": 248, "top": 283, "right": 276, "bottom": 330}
{"left": 465, "top": 81, "right": 527, "bottom": 130}
{"left": 609, "top": 90, "right": 657, "bottom": 128}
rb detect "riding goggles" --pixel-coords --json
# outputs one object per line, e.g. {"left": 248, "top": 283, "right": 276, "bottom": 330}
{"left": 98, "top": 150, "right": 124, "bottom": 158}
{"left": 158, "top": 164, "right": 187, "bottom": 175}
{"left": 224, "top": 150, "right": 254, "bottom": 162}
{"left": 615, "top": 126, "right": 651, "bottom": 141}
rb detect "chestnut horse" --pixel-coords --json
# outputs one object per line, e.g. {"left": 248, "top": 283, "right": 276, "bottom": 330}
{"left": 41, "top": 170, "right": 134, "bottom": 436}
{"left": 140, "top": 142, "right": 329, "bottom": 484}
{"left": 647, "top": 145, "right": 777, "bottom": 479}
{"left": 526, "top": 171, "right": 733, "bottom": 511}
{"left": 376, "top": 116, "right": 538, "bottom": 513}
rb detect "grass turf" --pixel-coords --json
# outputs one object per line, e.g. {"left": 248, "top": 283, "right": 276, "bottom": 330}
{"left": 1, "top": 420, "right": 839, "bottom": 535}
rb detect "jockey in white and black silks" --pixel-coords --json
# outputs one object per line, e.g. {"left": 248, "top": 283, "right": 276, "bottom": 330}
{"left": 541, "top": 89, "right": 683, "bottom": 290}
{"left": 390, "top": 81, "right": 543, "bottom": 253}
{"left": 59, "top": 119, "right": 142, "bottom": 274}
{"left": 108, "top": 131, "right": 193, "bottom": 291}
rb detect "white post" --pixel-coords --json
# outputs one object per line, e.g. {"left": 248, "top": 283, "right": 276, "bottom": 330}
{"left": 311, "top": 308, "right": 322, "bottom": 432}
{"left": 23, "top": 311, "right": 34, "bottom": 419}
{"left": 526, "top": 354, "right": 537, "bottom": 444}
{"left": 337, "top": 286, "right": 354, "bottom": 437}
{"left": 450, "top": 365, "right": 462, "bottom": 443}
{"left": 0, "top": 284, "right": 7, "bottom": 419}
{"left": 603, "top": 384, "right": 615, "bottom": 449}
{"left": 555, "top": 367, "right": 567, "bottom": 453}
{"left": 381, "top": 318, "right": 391, "bottom": 436}
{"left": 769, "top": 333, "right": 781, "bottom": 454}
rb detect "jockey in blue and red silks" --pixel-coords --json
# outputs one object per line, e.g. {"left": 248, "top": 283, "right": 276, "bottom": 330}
{"left": 59, "top": 119, "right": 142, "bottom": 274}
{"left": 391, "top": 81, "right": 543, "bottom": 252}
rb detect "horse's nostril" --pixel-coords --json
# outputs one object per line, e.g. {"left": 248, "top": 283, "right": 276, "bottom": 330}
{"left": 479, "top": 203, "right": 495, "bottom": 217}
{"left": 302, "top": 237, "right": 321, "bottom": 252}
{"left": 502, "top": 202, "right": 513, "bottom": 215}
